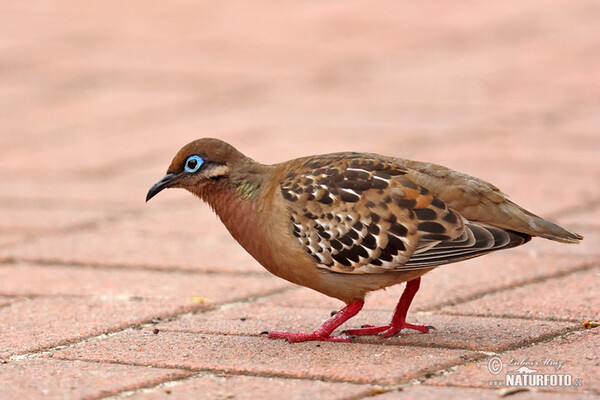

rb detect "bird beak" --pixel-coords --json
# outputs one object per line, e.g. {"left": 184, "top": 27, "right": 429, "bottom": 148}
{"left": 146, "top": 173, "right": 179, "bottom": 202}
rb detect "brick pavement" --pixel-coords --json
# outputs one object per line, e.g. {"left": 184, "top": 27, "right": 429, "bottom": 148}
{"left": 0, "top": 1, "right": 599, "bottom": 399}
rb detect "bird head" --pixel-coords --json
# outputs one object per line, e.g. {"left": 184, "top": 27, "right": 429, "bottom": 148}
{"left": 146, "top": 138, "right": 243, "bottom": 202}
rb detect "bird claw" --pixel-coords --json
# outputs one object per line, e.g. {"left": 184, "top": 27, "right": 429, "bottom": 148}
{"left": 343, "top": 325, "right": 389, "bottom": 336}
{"left": 343, "top": 321, "right": 429, "bottom": 338}
{"left": 266, "top": 331, "right": 353, "bottom": 343}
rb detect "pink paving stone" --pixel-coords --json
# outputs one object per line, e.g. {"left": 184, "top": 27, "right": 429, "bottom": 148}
{"left": 527, "top": 229, "right": 598, "bottom": 258}
{"left": 8, "top": 0, "right": 575, "bottom": 81}
{"left": 0, "top": 127, "right": 411, "bottom": 207}
{"left": 2, "top": 230, "right": 594, "bottom": 306}
{"left": 0, "top": 0, "right": 598, "bottom": 397}
{"left": 444, "top": 268, "right": 600, "bottom": 322}
{"left": 2, "top": 115, "right": 596, "bottom": 206}
{"left": 0, "top": 263, "right": 288, "bottom": 303}
{"left": 0, "top": 204, "right": 107, "bottom": 234}
{"left": 0, "top": 162, "right": 193, "bottom": 206}
{"left": 245, "top": 251, "right": 598, "bottom": 313}
{"left": 428, "top": 329, "right": 599, "bottom": 394}
{"left": 0, "top": 171, "right": 146, "bottom": 207}
{"left": 0, "top": 199, "right": 594, "bottom": 276}
{"left": 0, "top": 233, "right": 24, "bottom": 248}
{"left": 394, "top": 252, "right": 596, "bottom": 312}
{"left": 52, "top": 330, "right": 476, "bottom": 385}
{"left": 416, "top": 144, "right": 599, "bottom": 217}
{"left": 0, "top": 99, "right": 244, "bottom": 175}
{"left": 156, "top": 302, "right": 575, "bottom": 352}
{"left": 127, "top": 202, "right": 246, "bottom": 238}
{"left": 0, "top": 79, "right": 200, "bottom": 151}
{"left": 0, "top": 296, "right": 17, "bottom": 308}
{"left": 555, "top": 102, "right": 600, "bottom": 138}
{"left": 128, "top": 374, "right": 369, "bottom": 400}
{"left": 0, "top": 296, "right": 203, "bottom": 359}
{"left": 0, "top": 221, "right": 263, "bottom": 273}
{"left": 0, "top": 358, "right": 192, "bottom": 400}
{"left": 376, "top": 385, "right": 598, "bottom": 400}
{"left": 561, "top": 208, "right": 600, "bottom": 230}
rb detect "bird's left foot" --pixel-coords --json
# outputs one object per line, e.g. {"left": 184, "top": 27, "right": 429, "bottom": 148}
{"left": 343, "top": 321, "right": 429, "bottom": 338}
{"left": 263, "top": 299, "right": 365, "bottom": 343}
{"left": 266, "top": 331, "right": 352, "bottom": 343}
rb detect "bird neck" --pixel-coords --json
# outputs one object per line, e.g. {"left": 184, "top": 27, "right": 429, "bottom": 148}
{"left": 195, "top": 161, "right": 273, "bottom": 254}
{"left": 203, "top": 182, "right": 258, "bottom": 227}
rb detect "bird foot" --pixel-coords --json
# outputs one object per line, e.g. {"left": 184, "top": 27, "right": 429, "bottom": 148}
{"left": 263, "top": 299, "right": 365, "bottom": 343}
{"left": 266, "top": 331, "right": 353, "bottom": 343}
{"left": 343, "top": 321, "right": 429, "bottom": 338}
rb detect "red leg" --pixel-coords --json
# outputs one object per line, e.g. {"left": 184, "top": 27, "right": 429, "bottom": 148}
{"left": 344, "top": 278, "right": 429, "bottom": 338}
{"left": 267, "top": 299, "right": 364, "bottom": 343}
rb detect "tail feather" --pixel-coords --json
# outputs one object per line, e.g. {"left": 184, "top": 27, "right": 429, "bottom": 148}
{"left": 492, "top": 199, "right": 583, "bottom": 244}
{"left": 528, "top": 215, "right": 583, "bottom": 244}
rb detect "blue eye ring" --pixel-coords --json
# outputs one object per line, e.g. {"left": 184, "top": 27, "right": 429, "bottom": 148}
{"left": 184, "top": 155, "right": 204, "bottom": 173}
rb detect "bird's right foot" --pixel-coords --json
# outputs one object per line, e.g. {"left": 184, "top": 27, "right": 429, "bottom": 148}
{"left": 343, "top": 321, "right": 429, "bottom": 338}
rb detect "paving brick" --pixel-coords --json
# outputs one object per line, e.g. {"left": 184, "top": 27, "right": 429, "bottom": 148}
{"left": 428, "top": 329, "right": 599, "bottom": 394}
{"left": 0, "top": 199, "right": 595, "bottom": 276}
{"left": 0, "top": 358, "right": 191, "bottom": 400}
{"left": 0, "top": 165, "right": 203, "bottom": 213}
{"left": 0, "top": 80, "right": 199, "bottom": 153}
{"left": 0, "top": 128, "right": 305, "bottom": 205}
{"left": 0, "top": 80, "right": 251, "bottom": 176}
{"left": 128, "top": 202, "right": 251, "bottom": 238}
{"left": 0, "top": 296, "right": 17, "bottom": 308}
{"left": 405, "top": 251, "right": 597, "bottom": 312}
{"left": 0, "top": 196, "right": 274, "bottom": 271}
{"left": 158, "top": 302, "right": 575, "bottom": 352}
{"left": 554, "top": 102, "right": 600, "bottom": 137}
{"left": 0, "top": 204, "right": 107, "bottom": 234}
{"left": 444, "top": 268, "right": 600, "bottom": 322}
{"left": 0, "top": 233, "right": 23, "bottom": 248}
{"left": 0, "top": 170, "right": 153, "bottom": 207}
{"left": 0, "top": 296, "right": 196, "bottom": 358}
{"left": 561, "top": 208, "right": 600, "bottom": 231}
{"left": 0, "top": 224, "right": 262, "bottom": 273}
{"left": 376, "top": 385, "right": 597, "bottom": 399}
{"left": 247, "top": 252, "right": 598, "bottom": 313}
{"left": 52, "top": 330, "right": 475, "bottom": 385}
{"left": 0, "top": 0, "right": 598, "bottom": 397}
{"left": 127, "top": 374, "right": 369, "bottom": 400}
{"left": 417, "top": 141, "right": 600, "bottom": 217}
{"left": 526, "top": 229, "right": 598, "bottom": 259}
{"left": 0, "top": 264, "right": 288, "bottom": 303}
{"left": 6, "top": 229, "right": 595, "bottom": 307}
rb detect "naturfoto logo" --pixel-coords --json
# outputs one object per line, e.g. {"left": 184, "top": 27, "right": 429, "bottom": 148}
{"left": 487, "top": 357, "right": 583, "bottom": 388}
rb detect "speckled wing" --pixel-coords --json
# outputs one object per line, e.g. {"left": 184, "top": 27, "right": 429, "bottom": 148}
{"left": 280, "top": 153, "right": 466, "bottom": 274}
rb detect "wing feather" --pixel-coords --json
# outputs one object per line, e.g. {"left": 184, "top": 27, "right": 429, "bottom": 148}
{"left": 281, "top": 154, "right": 466, "bottom": 274}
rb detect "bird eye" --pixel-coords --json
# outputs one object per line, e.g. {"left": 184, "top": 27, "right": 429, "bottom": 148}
{"left": 184, "top": 155, "right": 204, "bottom": 173}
